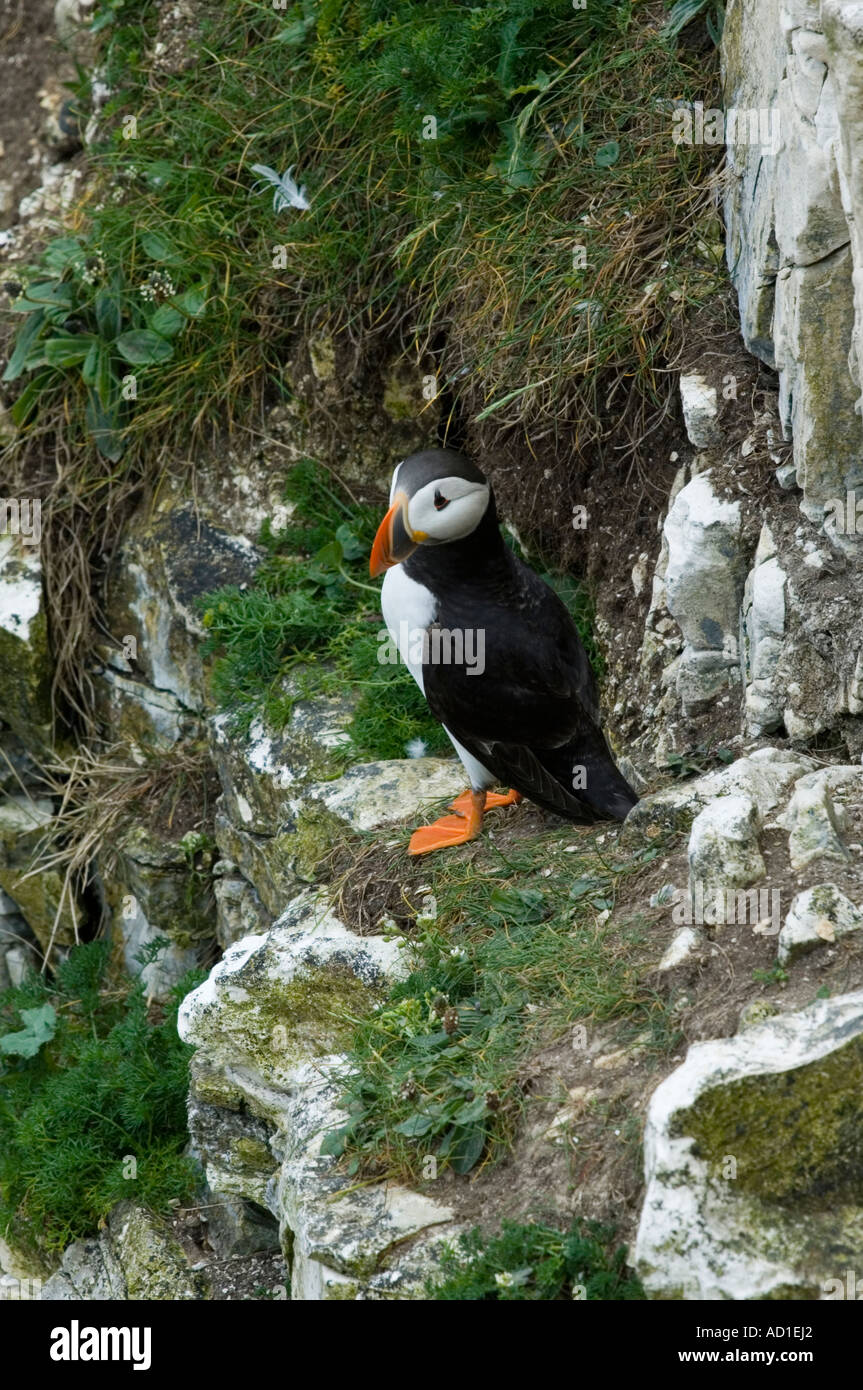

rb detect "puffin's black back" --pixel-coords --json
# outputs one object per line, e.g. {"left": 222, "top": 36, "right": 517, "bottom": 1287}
{"left": 404, "top": 490, "right": 638, "bottom": 823}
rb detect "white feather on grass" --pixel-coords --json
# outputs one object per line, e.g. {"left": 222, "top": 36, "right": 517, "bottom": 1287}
{"left": 250, "top": 163, "right": 311, "bottom": 212}
{"left": 405, "top": 738, "right": 428, "bottom": 759}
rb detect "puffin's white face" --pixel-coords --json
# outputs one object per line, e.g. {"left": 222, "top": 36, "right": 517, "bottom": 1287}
{"left": 371, "top": 453, "right": 492, "bottom": 575}
{"left": 400, "top": 471, "right": 490, "bottom": 545}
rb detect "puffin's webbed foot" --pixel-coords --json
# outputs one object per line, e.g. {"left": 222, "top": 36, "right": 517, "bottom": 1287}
{"left": 408, "top": 789, "right": 486, "bottom": 856}
{"left": 408, "top": 787, "right": 522, "bottom": 856}
{"left": 448, "top": 788, "right": 522, "bottom": 814}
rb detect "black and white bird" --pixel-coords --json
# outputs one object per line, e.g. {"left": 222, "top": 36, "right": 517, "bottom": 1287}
{"left": 369, "top": 447, "right": 638, "bottom": 854}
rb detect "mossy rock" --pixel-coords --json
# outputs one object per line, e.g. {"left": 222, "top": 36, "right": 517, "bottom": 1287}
{"left": 677, "top": 1033, "right": 863, "bottom": 1206}
{"left": 0, "top": 539, "right": 52, "bottom": 752}
{"left": 0, "top": 797, "right": 80, "bottom": 948}
{"left": 106, "top": 1203, "right": 210, "bottom": 1301}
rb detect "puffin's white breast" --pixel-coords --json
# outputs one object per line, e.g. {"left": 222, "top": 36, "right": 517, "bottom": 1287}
{"left": 380, "top": 564, "right": 495, "bottom": 790}
{"left": 381, "top": 563, "right": 436, "bottom": 694}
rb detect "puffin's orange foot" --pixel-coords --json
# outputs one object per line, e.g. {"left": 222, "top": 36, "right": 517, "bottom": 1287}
{"left": 448, "top": 787, "right": 522, "bottom": 814}
{"left": 408, "top": 789, "right": 486, "bottom": 856}
{"left": 487, "top": 788, "right": 522, "bottom": 809}
{"left": 408, "top": 815, "right": 479, "bottom": 855}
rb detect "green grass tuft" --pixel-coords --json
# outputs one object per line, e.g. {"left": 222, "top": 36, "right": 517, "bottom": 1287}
{"left": 323, "top": 830, "right": 675, "bottom": 1180}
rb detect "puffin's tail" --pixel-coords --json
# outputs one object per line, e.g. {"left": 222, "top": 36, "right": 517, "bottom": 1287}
{"left": 570, "top": 742, "right": 639, "bottom": 821}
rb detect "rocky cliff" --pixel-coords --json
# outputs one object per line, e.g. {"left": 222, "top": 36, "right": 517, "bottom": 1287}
{"left": 2, "top": 0, "right": 863, "bottom": 1303}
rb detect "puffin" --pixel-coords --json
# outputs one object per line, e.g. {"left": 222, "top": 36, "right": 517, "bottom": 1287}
{"left": 369, "top": 447, "right": 638, "bottom": 855}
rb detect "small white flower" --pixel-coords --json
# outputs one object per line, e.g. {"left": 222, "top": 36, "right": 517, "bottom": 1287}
{"left": 405, "top": 737, "right": 428, "bottom": 759}
{"left": 139, "top": 269, "right": 176, "bottom": 303}
{"left": 494, "top": 1271, "right": 515, "bottom": 1288}
{"left": 449, "top": 947, "right": 467, "bottom": 961}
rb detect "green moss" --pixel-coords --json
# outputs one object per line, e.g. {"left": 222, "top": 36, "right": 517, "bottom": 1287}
{"left": 293, "top": 804, "right": 346, "bottom": 881}
{"left": 114, "top": 1204, "right": 209, "bottom": 1301}
{"left": 191, "top": 1066, "right": 245, "bottom": 1112}
{"left": 0, "top": 803, "right": 80, "bottom": 949}
{"left": 324, "top": 1279, "right": 362, "bottom": 1301}
{"left": 0, "top": 605, "right": 52, "bottom": 746}
{"left": 201, "top": 964, "right": 380, "bottom": 1077}
{"left": 231, "top": 1137, "right": 276, "bottom": 1173}
{"left": 677, "top": 1036, "right": 863, "bottom": 1205}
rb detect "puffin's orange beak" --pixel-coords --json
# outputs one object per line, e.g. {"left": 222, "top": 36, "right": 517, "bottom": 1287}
{"left": 369, "top": 491, "right": 420, "bottom": 576}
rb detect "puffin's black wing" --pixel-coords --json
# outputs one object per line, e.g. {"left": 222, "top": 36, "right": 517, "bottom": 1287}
{"left": 422, "top": 556, "right": 637, "bottom": 822}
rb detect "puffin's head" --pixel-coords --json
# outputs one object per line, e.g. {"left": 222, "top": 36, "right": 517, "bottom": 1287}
{"left": 369, "top": 448, "right": 491, "bottom": 577}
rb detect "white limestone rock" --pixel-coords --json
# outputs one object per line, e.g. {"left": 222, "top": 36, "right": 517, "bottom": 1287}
{"left": 301, "top": 757, "right": 465, "bottom": 834}
{"left": 687, "top": 794, "right": 766, "bottom": 909}
{"left": 635, "top": 989, "right": 863, "bottom": 1299}
{"left": 662, "top": 474, "right": 746, "bottom": 713}
{"left": 777, "top": 768, "right": 852, "bottom": 868}
{"left": 179, "top": 892, "right": 463, "bottom": 1299}
{"left": 624, "top": 748, "right": 817, "bottom": 842}
{"left": 209, "top": 683, "right": 356, "bottom": 838}
{"left": 658, "top": 925, "right": 704, "bottom": 971}
{"left": 0, "top": 534, "right": 52, "bottom": 749}
{"left": 778, "top": 883, "right": 863, "bottom": 964}
{"left": 679, "top": 373, "right": 722, "bottom": 449}
{"left": 271, "top": 1059, "right": 458, "bottom": 1300}
{"left": 723, "top": 0, "right": 863, "bottom": 523}
{"left": 178, "top": 889, "right": 410, "bottom": 1086}
{"left": 741, "top": 528, "right": 787, "bottom": 737}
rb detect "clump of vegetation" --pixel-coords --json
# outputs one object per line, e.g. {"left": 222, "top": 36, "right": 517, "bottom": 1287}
{"left": 0, "top": 941, "right": 204, "bottom": 1258}
{"left": 427, "top": 1218, "right": 645, "bottom": 1300}
{"left": 6, "top": 0, "right": 720, "bottom": 457}
{"left": 322, "top": 829, "right": 673, "bottom": 1180}
{"left": 2, "top": 0, "right": 720, "bottom": 734}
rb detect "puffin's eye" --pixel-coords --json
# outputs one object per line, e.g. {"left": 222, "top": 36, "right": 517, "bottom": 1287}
{"left": 434, "top": 490, "right": 450, "bottom": 511}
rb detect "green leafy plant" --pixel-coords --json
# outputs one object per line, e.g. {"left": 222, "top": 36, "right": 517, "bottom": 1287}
{"left": 0, "top": 1003, "right": 57, "bottom": 1059}
{"left": 752, "top": 964, "right": 789, "bottom": 987}
{"left": 0, "top": 941, "right": 204, "bottom": 1257}
{"left": 427, "top": 1218, "right": 645, "bottom": 1300}
{"left": 3, "top": 235, "right": 207, "bottom": 458}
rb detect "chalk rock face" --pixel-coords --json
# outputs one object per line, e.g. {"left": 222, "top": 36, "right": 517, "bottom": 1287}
{"left": 100, "top": 824, "right": 217, "bottom": 1001}
{"left": 178, "top": 890, "right": 462, "bottom": 1298}
{"left": 301, "top": 758, "right": 465, "bottom": 834}
{"left": 178, "top": 890, "right": 408, "bottom": 1080}
{"left": 635, "top": 990, "right": 863, "bottom": 1299}
{"left": 723, "top": 0, "right": 863, "bottom": 523}
{"left": 623, "top": 747, "right": 816, "bottom": 842}
{"left": 776, "top": 765, "right": 858, "bottom": 868}
{"left": 98, "top": 504, "right": 263, "bottom": 755}
{"left": 0, "top": 797, "right": 81, "bottom": 950}
{"left": 687, "top": 794, "right": 766, "bottom": 907}
{"left": 680, "top": 372, "right": 722, "bottom": 449}
{"left": 662, "top": 474, "right": 745, "bottom": 714}
{"left": 741, "top": 525, "right": 787, "bottom": 736}
{"left": 209, "top": 683, "right": 357, "bottom": 839}
{"left": 778, "top": 883, "right": 863, "bottom": 964}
